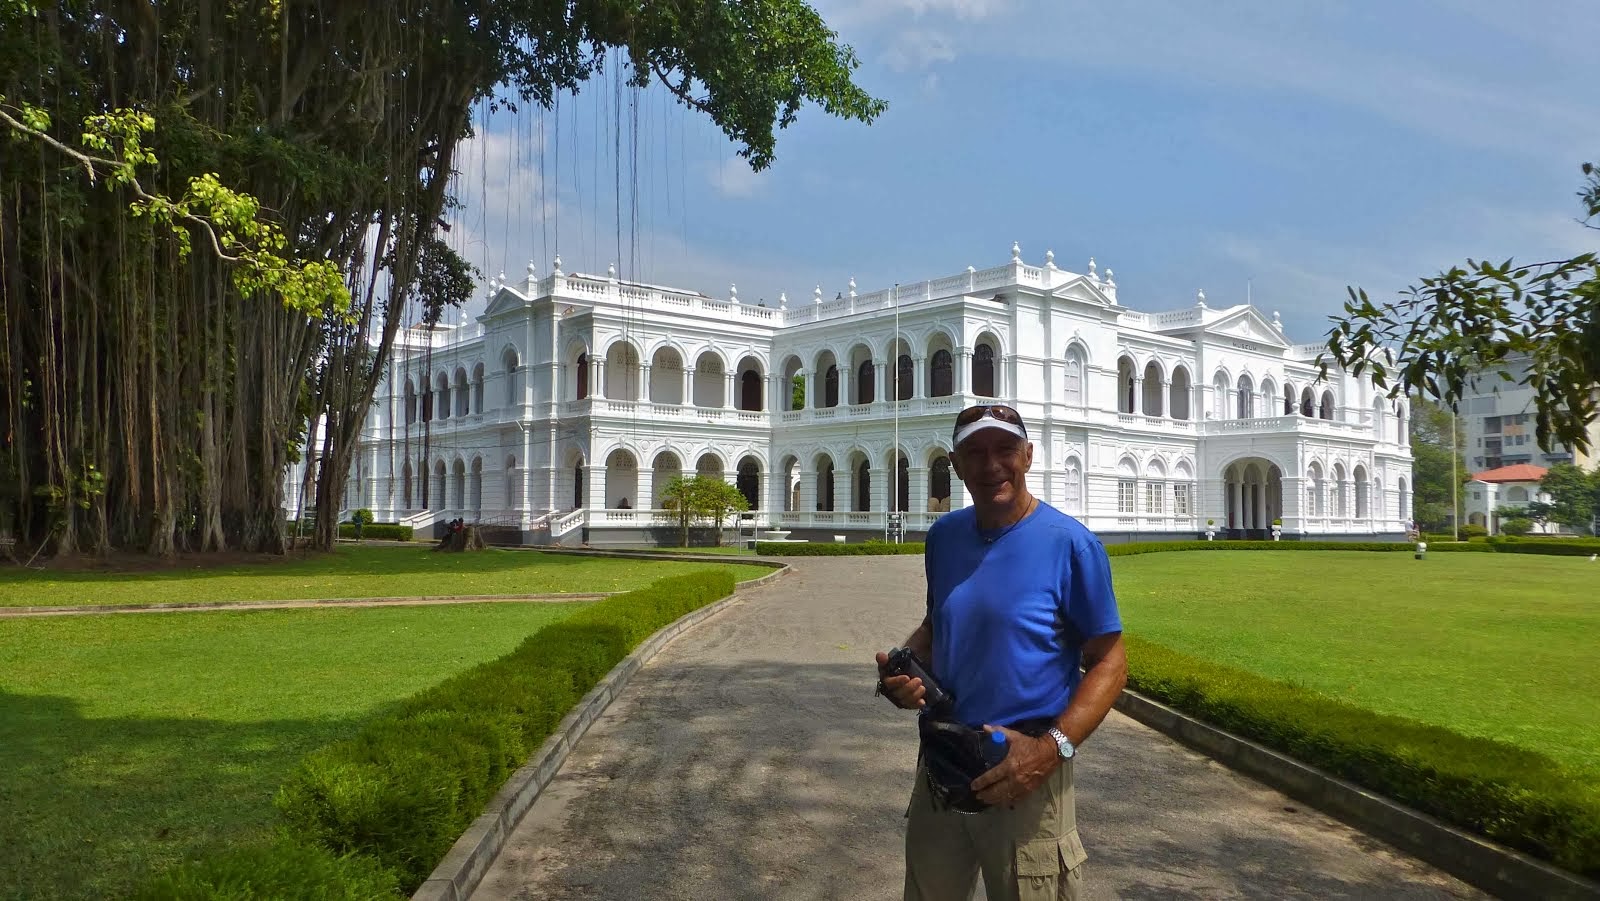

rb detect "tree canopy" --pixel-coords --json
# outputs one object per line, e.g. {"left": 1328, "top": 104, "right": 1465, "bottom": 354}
{"left": 1407, "top": 397, "right": 1466, "bottom": 532}
{"left": 0, "top": 0, "right": 882, "bottom": 557}
{"left": 1325, "top": 161, "right": 1600, "bottom": 454}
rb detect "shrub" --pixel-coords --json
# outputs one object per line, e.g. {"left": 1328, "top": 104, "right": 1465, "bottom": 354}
{"left": 350, "top": 509, "right": 376, "bottom": 526}
{"left": 134, "top": 837, "right": 402, "bottom": 900}
{"left": 1105, "top": 540, "right": 1413, "bottom": 556}
{"left": 269, "top": 570, "right": 735, "bottom": 892}
{"left": 1501, "top": 517, "right": 1534, "bottom": 536}
{"left": 337, "top": 523, "right": 412, "bottom": 541}
{"left": 1125, "top": 636, "right": 1600, "bottom": 876}
{"left": 1461, "top": 523, "right": 1489, "bottom": 539}
{"left": 1487, "top": 540, "right": 1600, "bottom": 557}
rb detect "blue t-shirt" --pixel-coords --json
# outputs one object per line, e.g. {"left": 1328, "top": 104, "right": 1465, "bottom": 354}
{"left": 925, "top": 502, "right": 1122, "bottom": 728}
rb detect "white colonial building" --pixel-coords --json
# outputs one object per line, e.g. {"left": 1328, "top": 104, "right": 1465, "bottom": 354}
{"left": 323, "top": 244, "right": 1413, "bottom": 545}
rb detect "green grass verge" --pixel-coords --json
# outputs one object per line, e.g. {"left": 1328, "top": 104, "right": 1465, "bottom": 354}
{"left": 1125, "top": 635, "right": 1600, "bottom": 876}
{"left": 0, "top": 546, "right": 769, "bottom": 607}
{"left": 147, "top": 570, "right": 738, "bottom": 897}
{"left": 0, "top": 602, "right": 587, "bottom": 901}
{"left": 755, "top": 541, "right": 927, "bottom": 555}
{"left": 1113, "top": 551, "right": 1600, "bottom": 774}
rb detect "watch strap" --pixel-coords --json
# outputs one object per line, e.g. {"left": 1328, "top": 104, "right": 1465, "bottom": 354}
{"left": 1047, "top": 727, "right": 1074, "bottom": 758}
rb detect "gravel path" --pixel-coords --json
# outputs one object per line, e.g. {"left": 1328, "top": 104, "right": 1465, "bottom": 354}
{"left": 471, "top": 556, "right": 1487, "bottom": 901}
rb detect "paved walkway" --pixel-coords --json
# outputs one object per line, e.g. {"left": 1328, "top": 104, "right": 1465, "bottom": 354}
{"left": 472, "top": 557, "right": 1487, "bottom": 901}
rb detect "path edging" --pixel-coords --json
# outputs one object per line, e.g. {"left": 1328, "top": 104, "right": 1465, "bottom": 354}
{"left": 411, "top": 563, "right": 790, "bottom": 901}
{"left": 1114, "top": 689, "right": 1600, "bottom": 901}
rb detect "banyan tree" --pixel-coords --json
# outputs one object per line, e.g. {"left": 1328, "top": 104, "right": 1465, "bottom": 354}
{"left": 0, "top": 0, "right": 883, "bottom": 556}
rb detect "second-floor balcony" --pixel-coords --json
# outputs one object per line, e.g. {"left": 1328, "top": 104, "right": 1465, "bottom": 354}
{"left": 1200, "top": 414, "right": 1371, "bottom": 439}
{"left": 562, "top": 396, "right": 770, "bottom": 426}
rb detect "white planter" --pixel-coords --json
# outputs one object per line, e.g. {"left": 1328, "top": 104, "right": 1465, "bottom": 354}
{"left": 1205, "top": 529, "right": 1216, "bottom": 541}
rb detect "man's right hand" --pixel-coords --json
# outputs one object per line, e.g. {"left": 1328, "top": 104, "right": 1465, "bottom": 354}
{"left": 875, "top": 651, "right": 927, "bottom": 710}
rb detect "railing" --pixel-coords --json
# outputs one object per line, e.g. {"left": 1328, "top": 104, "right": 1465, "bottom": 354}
{"left": 562, "top": 397, "right": 770, "bottom": 427}
{"left": 1201, "top": 415, "right": 1371, "bottom": 437}
{"left": 550, "top": 508, "right": 586, "bottom": 537}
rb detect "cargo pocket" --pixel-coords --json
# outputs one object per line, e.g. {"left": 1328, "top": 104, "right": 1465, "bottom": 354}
{"left": 1015, "top": 829, "right": 1088, "bottom": 901}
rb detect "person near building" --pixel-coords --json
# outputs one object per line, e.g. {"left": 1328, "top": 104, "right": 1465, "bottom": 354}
{"left": 876, "top": 403, "right": 1127, "bottom": 900}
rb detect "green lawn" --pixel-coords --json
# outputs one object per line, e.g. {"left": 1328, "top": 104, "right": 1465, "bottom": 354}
{"left": 0, "top": 602, "right": 588, "bottom": 901}
{"left": 0, "top": 546, "right": 771, "bottom": 607}
{"left": 1112, "top": 551, "right": 1600, "bottom": 775}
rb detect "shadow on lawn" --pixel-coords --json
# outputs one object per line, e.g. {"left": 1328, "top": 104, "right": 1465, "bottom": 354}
{"left": 0, "top": 691, "right": 367, "bottom": 901}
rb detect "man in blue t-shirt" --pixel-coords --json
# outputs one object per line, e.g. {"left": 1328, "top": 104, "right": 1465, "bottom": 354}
{"left": 876, "top": 403, "right": 1126, "bottom": 901}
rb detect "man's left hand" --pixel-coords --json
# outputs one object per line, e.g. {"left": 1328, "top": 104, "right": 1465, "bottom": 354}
{"left": 970, "top": 725, "right": 1058, "bottom": 807}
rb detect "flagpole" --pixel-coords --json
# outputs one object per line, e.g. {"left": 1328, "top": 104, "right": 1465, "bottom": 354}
{"left": 890, "top": 283, "right": 901, "bottom": 543}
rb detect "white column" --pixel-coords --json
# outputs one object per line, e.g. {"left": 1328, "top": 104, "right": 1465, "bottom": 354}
{"left": 840, "top": 465, "right": 857, "bottom": 513}
{"left": 587, "top": 465, "right": 606, "bottom": 511}
{"left": 840, "top": 365, "right": 853, "bottom": 406}
{"left": 913, "top": 357, "right": 926, "bottom": 400}
{"left": 637, "top": 468, "right": 655, "bottom": 511}
{"left": 682, "top": 366, "right": 693, "bottom": 404}
{"left": 874, "top": 362, "right": 887, "bottom": 404}
{"left": 910, "top": 466, "right": 929, "bottom": 514}
{"left": 723, "top": 372, "right": 735, "bottom": 409}
{"left": 955, "top": 350, "right": 970, "bottom": 395}
{"left": 591, "top": 358, "right": 606, "bottom": 400}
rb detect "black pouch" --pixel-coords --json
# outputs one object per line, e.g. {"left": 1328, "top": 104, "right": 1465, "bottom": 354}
{"left": 918, "top": 715, "right": 1001, "bottom": 814}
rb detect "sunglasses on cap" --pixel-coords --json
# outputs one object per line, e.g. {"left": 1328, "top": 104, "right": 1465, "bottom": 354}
{"left": 952, "top": 404, "right": 1028, "bottom": 447}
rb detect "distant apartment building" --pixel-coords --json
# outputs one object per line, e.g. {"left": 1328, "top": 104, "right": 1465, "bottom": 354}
{"left": 1459, "top": 357, "right": 1600, "bottom": 472}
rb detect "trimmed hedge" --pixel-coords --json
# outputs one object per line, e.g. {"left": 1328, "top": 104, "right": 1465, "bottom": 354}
{"left": 338, "top": 523, "right": 413, "bottom": 541}
{"left": 145, "top": 570, "right": 737, "bottom": 897}
{"left": 756, "top": 540, "right": 925, "bottom": 555}
{"left": 1487, "top": 539, "right": 1600, "bottom": 557}
{"left": 1104, "top": 540, "right": 1413, "bottom": 556}
{"left": 1125, "top": 636, "right": 1600, "bottom": 877}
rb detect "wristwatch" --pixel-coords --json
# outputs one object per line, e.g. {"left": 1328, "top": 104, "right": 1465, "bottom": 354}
{"left": 1047, "top": 727, "right": 1076, "bottom": 760}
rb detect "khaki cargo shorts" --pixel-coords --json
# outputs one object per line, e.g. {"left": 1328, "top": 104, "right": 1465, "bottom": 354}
{"left": 903, "top": 759, "right": 1087, "bottom": 901}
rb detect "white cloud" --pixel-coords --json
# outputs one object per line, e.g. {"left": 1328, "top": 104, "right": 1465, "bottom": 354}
{"left": 882, "top": 28, "right": 959, "bottom": 73}
{"left": 708, "top": 156, "right": 766, "bottom": 198}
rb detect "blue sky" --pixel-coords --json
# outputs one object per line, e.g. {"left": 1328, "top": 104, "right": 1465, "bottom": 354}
{"left": 442, "top": 0, "right": 1595, "bottom": 346}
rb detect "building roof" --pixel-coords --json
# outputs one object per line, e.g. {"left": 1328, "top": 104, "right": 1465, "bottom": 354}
{"left": 1471, "top": 463, "right": 1547, "bottom": 484}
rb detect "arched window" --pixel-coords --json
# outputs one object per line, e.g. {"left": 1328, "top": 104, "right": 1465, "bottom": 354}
{"left": 1169, "top": 367, "right": 1192, "bottom": 420}
{"left": 573, "top": 461, "right": 585, "bottom": 509}
{"left": 930, "top": 350, "right": 953, "bottom": 397}
{"left": 1398, "top": 477, "right": 1410, "bottom": 520}
{"left": 929, "top": 456, "right": 952, "bottom": 512}
{"left": 856, "top": 359, "right": 875, "bottom": 404}
{"left": 573, "top": 352, "right": 589, "bottom": 400}
{"left": 1064, "top": 457, "right": 1083, "bottom": 513}
{"left": 1333, "top": 463, "right": 1347, "bottom": 517}
{"left": 1300, "top": 387, "right": 1315, "bottom": 418}
{"left": 856, "top": 459, "right": 871, "bottom": 512}
{"left": 1320, "top": 390, "right": 1336, "bottom": 420}
{"left": 824, "top": 365, "right": 839, "bottom": 407}
{"left": 739, "top": 370, "right": 762, "bottom": 411}
{"left": 1213, "top": 372, "right": 1229, "bottom": 419}
{"left": 454, "top": 368, "right": 470, "bottom": 417}
{"left": 973, "top": 344, "right": 996, "bottom": 397}
{"left": 1063, "top": 347, "right": 1085, "bottom": 406}
{"left": 436, "top": 373, "right": 451, "bottom": 421}
{"left": 1354, "top": 465, "right": 1369, "bottom": 518}
{"left": 469, "top": 457, "right": 483, "bottom": 512}
{"left": 401, "top": 459, "right": 413, "bottom": 508}
{"left": 1398, "top": 406, "right": 1409, "bottom": 443}
{"left": 1142, "top": 362, "right": 1164, "bottom": 416}
{"left": 472, "top": 364, "right": 485, "bottom": 413}
{"left": 503, "top": 348, "right": 521, "bottom": 405}
{"left": 433, "top": 460, "right": 447, "bottom": 509}
{"left": 1236, "top": 375, "right": 1254, "bottom": 419}
{"left": 893, "top": 454, "right": 910, "bottom": 512}
{"left": 1284, "top": 383, "right": 1296, "bottom": 416}
{"left": 816, "top": 457, "right": 835, "bottom": 512}
{"left": 404, "top": 379, "right": 417, "bottom": 425}
{"left": 897, "top": 354, "right": 914, "bottom": 401}
{"left": 1117, "top": 357, "right": 1137, "bottom": 414}
{"left": 737, "top": 458, "right": 761, "bottom": 510}
{"left": 504, "top": 456, "right": 520, "bottom": 509}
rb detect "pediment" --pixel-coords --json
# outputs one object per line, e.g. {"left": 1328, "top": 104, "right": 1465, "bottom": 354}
{"left": 481, "top": 286, "right": 532, "bottom": 320}
{"left": 1195, "top": 306, "right": 1288, "bottom": 348}
{"left": 1048, "top": 275, "right": 1114, "bottom": 307}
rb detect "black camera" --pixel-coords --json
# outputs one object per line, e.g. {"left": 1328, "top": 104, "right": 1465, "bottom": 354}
{"left": 881, "top": 646, "right": 954, "bottom": 715}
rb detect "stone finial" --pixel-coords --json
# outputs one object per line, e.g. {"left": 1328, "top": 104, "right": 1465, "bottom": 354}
{"left": 497, "top": 270, "right": 506, "bottom": 287}
{"left": 1088, "top": 257, "right": 1098, "bottom": 279}
{"left": 552, "top": 254, "right": 563, "bottom": 277}
{"left": 526, "top": 260, "right": 537, "bottom": 287}
{"left": 607, "top": 262, "right": 617, "bottom": 280}
{"left": 1045, "top": 249, "right": 1056, "bottom": 269}
{"left": 814, "top": 284, "right": 823, "bottom": 303}
{"left": 1272, "top": 310, "right": 1284, "bottom": 331}
{"left": 1104, "top": 267, "right": 1115, "bottom": 285}
{"left": 1011, "top": 241, "right": 1022, "bottom": 262}
{"left": 848, "top": 277, "right": 857, "bottom": 298}
{"left": 779, "top": 291, "right": 788, "bottom": 310}
{"left": 1196, "top": 288, "right": 1208, "bottom": 310}
{"left": 730, "top": 283, "right": 738, "bottom": 302}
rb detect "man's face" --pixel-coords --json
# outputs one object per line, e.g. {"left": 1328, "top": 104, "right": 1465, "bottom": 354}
{"left": 951, "top": 429, "right": 1033, "bottom": 508}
